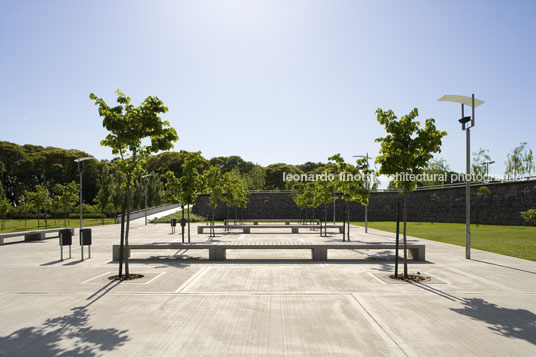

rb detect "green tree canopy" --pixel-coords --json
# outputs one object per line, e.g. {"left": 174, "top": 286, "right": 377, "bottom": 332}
{"left": 90, "top": 89, "right": 178, "bottom": 278}
{"left": 505, "top": 142, "right": 534, "bottom": 177}
{"left": 265, "top": 163, "right": 303, "bottom": 190}
{"left": 375, "top": 107, "right": 446, "bottom": 277}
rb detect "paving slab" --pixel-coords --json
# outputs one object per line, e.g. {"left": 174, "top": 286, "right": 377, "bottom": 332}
{"left": 0, "top": 222, "right": 534, "bottom": 356}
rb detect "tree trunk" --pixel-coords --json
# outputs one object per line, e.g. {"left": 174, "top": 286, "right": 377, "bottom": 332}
{"left": 45, "top": 209, "right": 48, "bottom": 228}
{"left": 347, "top": 202, "right": 350, "bottom": 241}
{"left": 403, "top": 191, "right": 408, "bottom": 278}
{"left": 324, "top": 205, "right": 327, "bottom": 237}
{"left": 125, "top": 186, "right": 132, "bottom": 277}
{"left": 187, "top": 206, "right": 191, "bottom": 243}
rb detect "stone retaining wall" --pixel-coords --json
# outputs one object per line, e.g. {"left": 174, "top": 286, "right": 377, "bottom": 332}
{"left": 192, "top": 180, "right": 536, "bottom": 225}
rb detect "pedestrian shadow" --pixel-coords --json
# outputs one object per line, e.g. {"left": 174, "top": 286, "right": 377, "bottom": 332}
{"left": 0, "top": 305, "right": 129, "bottom": 356}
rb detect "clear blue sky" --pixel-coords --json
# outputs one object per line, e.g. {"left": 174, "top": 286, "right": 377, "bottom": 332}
{"left": 1, "top": 0, "right": 534, "bottom": 176}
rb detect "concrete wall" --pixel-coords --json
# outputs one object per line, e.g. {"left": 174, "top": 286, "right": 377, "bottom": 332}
{"left": 192, "top": 180, "right": 536, "bottom": 226}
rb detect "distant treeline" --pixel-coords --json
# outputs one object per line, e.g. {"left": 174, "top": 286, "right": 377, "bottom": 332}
{"left": 0, "top": 141, "right": 337, "bottom": 209}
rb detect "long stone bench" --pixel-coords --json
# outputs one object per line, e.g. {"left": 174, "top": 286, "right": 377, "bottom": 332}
{"left": 198, "top": 224, "right": 344, "bottom": 234}
{"left": 224, "top": 219, "right": 320, "bottom": 226}
{"left": 113, "top": 242, "right": 425, "bottom": 261}
{"left": 0, "top": 228, "right": 76, "bottom": 245}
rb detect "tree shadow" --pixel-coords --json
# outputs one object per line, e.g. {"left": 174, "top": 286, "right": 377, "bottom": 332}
{"left": 451, "top": 297, "right": 536, "bottom": 345}
{"left": 0, "top": 305, "right": 129, "bottom": 356}
{"left": 410, "top": 282, "right": 536, "bottom": 346}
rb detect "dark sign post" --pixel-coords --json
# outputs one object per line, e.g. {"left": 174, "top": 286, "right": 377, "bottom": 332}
{"left": 171, "top": 218, "right": 176, "bottom": 234}
{"left": 80, "top": 228, "right": 92, "bottom": 259}
{"left": 59, "top": 229, "right": 72, "bottom": 261}
{"left": 180, "top": 217, "right": 187, "bottom": 243}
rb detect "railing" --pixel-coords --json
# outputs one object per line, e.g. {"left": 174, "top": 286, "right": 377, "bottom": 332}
{"left": 115, "top": 204, "right": 181, "bottom": 223}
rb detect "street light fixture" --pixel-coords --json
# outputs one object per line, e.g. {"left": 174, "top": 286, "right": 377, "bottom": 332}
{"left": 483, "top": 160, "right": 495, "bottom": 178}
{"left": 353, "top": 153, "right": 374, "bottom": 233}
{"left": 74, "top": 157, "right": 94, "bottom": 260}
{"left": 142, "top": 173, "right": 156, "bottom": 226}
{"left": 438, "top": 93, "right": 485, "bottom": 259}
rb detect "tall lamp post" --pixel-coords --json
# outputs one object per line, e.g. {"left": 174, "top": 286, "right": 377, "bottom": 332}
{"left": 483, "top": 160, "right": 495, "bottom": 179}
{"left": 142, "top": 173, "right": 156, "bottom": 226}
{"left": 74, "top": 157, "right": 93, "bottom": 260}
{"left": 353, "top": 153, "right": 373, "bottom": 233}
{"left": 438, "top": 94, "right": 485, "bottom": 259}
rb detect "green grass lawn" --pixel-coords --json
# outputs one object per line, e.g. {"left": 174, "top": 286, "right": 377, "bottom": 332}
{"left": 352, "top": 221, "right": 536, "bottom": 262}
{"left": 0, "top": 218, "right": 116, "bottom": 233}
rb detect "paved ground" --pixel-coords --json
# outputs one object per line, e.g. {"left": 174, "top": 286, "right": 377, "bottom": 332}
{"left": 0, "top": 220, "right": 534, "bottom": 356}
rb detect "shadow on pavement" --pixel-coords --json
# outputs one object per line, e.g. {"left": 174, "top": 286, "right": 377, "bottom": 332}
{"left": 472, "top": 259, "right": 536, "bottom": 275}
{"left": 0, "top": 306, "right": 129, "bottom": 356}
{"left": 451, "top": 298, "right": 536, "bottom": 345}
{"left": 408, "top": 281, "right": 536, "bottom": 346}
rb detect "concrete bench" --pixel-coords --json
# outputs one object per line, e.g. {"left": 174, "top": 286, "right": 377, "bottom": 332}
{"left": 224, "top": 219, "right": 320, "bottom": 226}
{"left": 113, "top": 242, "right": 425, "bottom": 261}
{"left": 198, "top": 224, "right": 344, "bottom": 234}
{"left": 0, "top": 228, "right": 76, "bottom": 245}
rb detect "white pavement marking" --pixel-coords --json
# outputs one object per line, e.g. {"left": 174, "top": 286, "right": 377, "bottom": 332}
{"left": 351, "top": 294, "right": 414, "bottom": 356}
{"left": 348, "top": 294, "right": 409, "bottom": 356}
{"left": 174, "top": 266, "right": 211, "bottom": 293}
{"left": 81, "top": 271, "right": 112, "bottom": 284}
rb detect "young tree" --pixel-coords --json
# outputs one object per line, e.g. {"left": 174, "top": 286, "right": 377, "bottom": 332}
{"left": 521, "top": 209, "right": 536, "bottom": 226}
{"left": 505, "top": 142, "right": 535, "bottom": 178}
{"left": 475, "top": 186, "right": 491, "bottom": 227}
{"left": 328, "top": 154, "right": 370, "bottom": 241}
{"left": 53, "top": 182, "right": 79, "bottom": 226}
{"left": 0, "top": 195, "right": 10, "bottom": 231}
{"left": 222, "top": 170, "right": 250, "bottom": 223}
{"left": 162, "top": 171, "right": 183, "bottom": 207}
{"left": 312, "top": 174, "right": 337, "bottom": 236}
{"left": 95, "top": 165, "right": 113, "bottom": 224}
{"left": 37, "top": 185, "right": 51, "bottom": 228}
{"left": 90, "top": 90, "right": 178, "bottom": 278}
{"left": 290, "top": 183, "right": 307, "bottom": 223}
{"left": 375, "top": 108, "right": 447, "bottom": 278}
{"left": 472, "top": 148, "right": 492, "bottom": 179}
{"left": 203, "top": 166, "right": 224, "bottom": 237}
{"left": 19, "top": 191, "right": 32, "bottom": 227}
{"left": 27, "top": 185, "right": 50, "bottom": 228}
{"left": 180, "top": 151, "right": 205, "bottom": 240}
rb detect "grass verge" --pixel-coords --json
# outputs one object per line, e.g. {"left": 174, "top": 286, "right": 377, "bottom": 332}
{"left": 0, "top": 218, "right": 116, "bottom": 233}
{"left": 352, "top": 221, "right": 536, "bottom": 262}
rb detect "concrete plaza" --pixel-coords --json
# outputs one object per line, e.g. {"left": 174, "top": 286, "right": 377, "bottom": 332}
{"left": 0, "top": 215, "right": 535, "bottom": 356}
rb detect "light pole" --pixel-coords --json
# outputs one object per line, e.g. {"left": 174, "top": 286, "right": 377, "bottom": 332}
{"left": 438, "top": 94, "right": 485, "bottom": 259}
{"left": 483, "top": 160, "right": 495, "bottom": 179}
{"left": 353, "top": 153, "right": 373, "bottom": 233}
{"left": 142, "top": 173, "right": 156, "bottom": 226}
{"left": 74, "top": 157, "right": 93, "bottom": 260}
